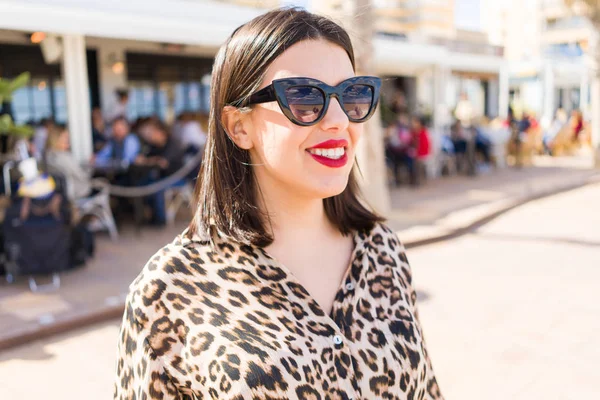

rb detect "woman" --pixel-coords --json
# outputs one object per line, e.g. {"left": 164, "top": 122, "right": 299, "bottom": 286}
{"left": 114, "top": 8, "right": 443, "bottom": 400}
{"left": 385, "top": 112, "right": 414, "bottom": 186}
{"left": 45, "top": 125, "right": 91, "bottom": 201}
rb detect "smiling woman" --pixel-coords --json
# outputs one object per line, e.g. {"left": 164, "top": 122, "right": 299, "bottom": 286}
{"left": 114, "top": 7, "right": 444, "bottom": 400}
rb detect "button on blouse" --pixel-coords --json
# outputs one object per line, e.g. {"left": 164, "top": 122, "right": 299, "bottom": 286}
{"left": 114, "top": 223, "right": 444, "bottom": 400}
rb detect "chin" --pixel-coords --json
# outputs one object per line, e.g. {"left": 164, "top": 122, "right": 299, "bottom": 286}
{"left": 308, "top": 176, "right": 350, "bottom": 199}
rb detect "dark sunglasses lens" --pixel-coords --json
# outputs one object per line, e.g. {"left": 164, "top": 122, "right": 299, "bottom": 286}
{"left": 285, "top": 86, "right": 325, "bottom": 123}
{"left": 342, "top": 84, "right": 374, "bottom": 121}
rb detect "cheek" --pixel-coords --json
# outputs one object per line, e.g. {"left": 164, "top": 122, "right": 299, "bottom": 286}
{"left": 249, "top": 107, "right": 306, "bottom": 163}
{"left": 349, "top": 123, "right": 364, "bottom": 148}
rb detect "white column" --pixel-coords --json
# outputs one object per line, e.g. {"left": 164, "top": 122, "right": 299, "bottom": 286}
{"left": 341, "top": 0, "right": 389, "bottom": 214}
{"left": 561, "top": 87, "right": 571, "bottom": 111}
{"left": 62, "top": 34, "right": 92, "bottom": 163}
{"left": 591, "top": 76, "right": 600, "bottom": 168}
{"left": 542, "top": 64, "right": 555, "bottom": 122}
{"left": 96, "top": 40, "right": 128, "bottom": 118}
{"left": 498, "top": 65, "right": 509, "bottom": 119}
{"left": 416, "top": 68, "right": 433, "bottom": 109}
{"left": 487, "top": 77, "right": 500, "bottom": 118}
{"left": 432, "top": 64, "right": 449, "bottom": 133}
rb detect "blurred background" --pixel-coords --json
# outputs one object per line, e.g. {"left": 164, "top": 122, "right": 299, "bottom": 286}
{"left": 0, "top": 0, "right": 598, "bottom": 399}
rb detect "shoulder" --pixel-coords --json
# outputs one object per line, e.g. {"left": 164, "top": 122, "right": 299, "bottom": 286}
{"left": 361, "top": 222, "right": 406, "bottom": 255}
{"left": 125, "top": 233, "right": 212, "bottom": 328}
{"left": 360, "top": 222, "right": 412, "bottom": 276}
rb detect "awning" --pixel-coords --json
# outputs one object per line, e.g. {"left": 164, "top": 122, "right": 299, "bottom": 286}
{"left": 0, "top": 0, "right": 263, "bottom": 48}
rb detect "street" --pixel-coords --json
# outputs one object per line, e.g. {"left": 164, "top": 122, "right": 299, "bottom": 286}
{"left": 0, "top": 183, "right": 599, "bottom": 400}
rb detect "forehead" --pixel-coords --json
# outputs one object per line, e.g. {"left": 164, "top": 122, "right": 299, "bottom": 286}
{"left": 262, "top": 39, "right": 355, "bottom": 87}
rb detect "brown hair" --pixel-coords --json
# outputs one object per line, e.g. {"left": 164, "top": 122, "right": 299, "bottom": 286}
{"left": 188, "top": 7, "right": 383, "bottom": 247}
{"left": 45, "top": 124, "right": 68, "bottom": 152}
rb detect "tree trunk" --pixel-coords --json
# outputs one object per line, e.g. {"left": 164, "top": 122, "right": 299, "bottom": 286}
{"left": 585, "top": 23, "right": 600, "bottom": 167}
{"left": 339, "top": 0, "right": 390, "bottom": 214}
{"left": 591, "top": 72, "right": 600, "bottom": 168}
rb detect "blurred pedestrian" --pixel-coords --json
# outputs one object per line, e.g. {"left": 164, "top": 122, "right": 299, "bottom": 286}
{"left": 91, "top": 107, "right": 107, "bottom": 152}
{"left": 106, "top": 88, "right": 129, "bottom": 122}
{"left": 385, "top": 112, "right": 413, "bottom": 186}
{"left": 135, "top": 119, "right": 185, "bottom": 225}
{"left": 410, "top": 115, "right": 431, "bottom": 185}
{"left": 114, "top": 7, "right": 443, "bottom": 400}
{"left": 93, "top": 116, "right": 140, "bottom": 167}
{"left": 45, "top": 125, "right": 91, "bottom": 201}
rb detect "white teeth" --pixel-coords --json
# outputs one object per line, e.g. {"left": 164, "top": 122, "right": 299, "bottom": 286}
{"left": 309, "top": 147, "right": 346, "bottom": 160}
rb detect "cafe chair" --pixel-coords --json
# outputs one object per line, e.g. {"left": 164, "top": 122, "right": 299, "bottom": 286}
{"left": 165, "top": 180, "right": 194, "bottom": 225}
{"left": 75, "top": 178, "right": 119, "bottom": 240}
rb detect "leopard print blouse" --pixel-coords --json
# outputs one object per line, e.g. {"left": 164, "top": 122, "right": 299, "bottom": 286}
{"left": 114, "top": 223, "right": 443, "bottom": 399}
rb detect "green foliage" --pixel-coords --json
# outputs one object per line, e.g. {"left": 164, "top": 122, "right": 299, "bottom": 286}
{"left": 0, "top": 72, "right": 30, "bottom": 104}
{"left": 0, "top": 72, "right": 34, "bottom": 138}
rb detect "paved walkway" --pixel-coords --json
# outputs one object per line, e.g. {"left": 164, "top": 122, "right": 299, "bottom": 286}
{"left": 0, "top": 155, "right": 598, "bottom": 350}
{"left": 409, "top": 182, "right": 600, "bottom": 399}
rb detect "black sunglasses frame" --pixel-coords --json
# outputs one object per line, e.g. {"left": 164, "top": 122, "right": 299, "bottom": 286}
{"left": 239, "top": 76, "right": 382, "bottom": 127}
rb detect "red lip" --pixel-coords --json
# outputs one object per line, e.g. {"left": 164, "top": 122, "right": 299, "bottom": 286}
{"left": 308, "top": 152, "right": 348, "bottom": 168}
{"left": 307, "top": 139, "right": 348, "bottom": 149}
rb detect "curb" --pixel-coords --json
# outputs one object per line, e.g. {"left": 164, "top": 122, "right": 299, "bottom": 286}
{"left": 1, "top": 172, "right": 599, "bottom": 352}
{"left": 403, "top": 173, "right": 600, "bottom": 249}
{"left": 0, "top": 304, "right": 125, "bottom": 353}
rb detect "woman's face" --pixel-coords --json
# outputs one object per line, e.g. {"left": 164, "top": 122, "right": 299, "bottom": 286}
{"left": 242, "top": 39, "right": 361, "bottom": 201}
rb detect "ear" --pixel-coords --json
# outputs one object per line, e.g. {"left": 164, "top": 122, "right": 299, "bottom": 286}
{"left": 222, "top": 106, "right": 253, "bottom": 150}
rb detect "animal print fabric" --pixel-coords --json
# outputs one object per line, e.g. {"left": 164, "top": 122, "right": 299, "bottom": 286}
{"left": 114, "top": 223, "right": 444, "bottom": 399}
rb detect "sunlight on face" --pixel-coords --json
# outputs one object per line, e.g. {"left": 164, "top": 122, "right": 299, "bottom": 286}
{"left": 247, "top": 39, "right": 362, "bottom": 202}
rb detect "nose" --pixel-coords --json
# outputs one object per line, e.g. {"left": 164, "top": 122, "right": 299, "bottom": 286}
{"left": 319, "top": 97, "right": 349, "bottom": 132}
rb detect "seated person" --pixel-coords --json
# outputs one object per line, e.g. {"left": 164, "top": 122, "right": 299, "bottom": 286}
{"left": 175, "top": 112, "right": 208, "bottom": 155}
{"left": 137, "top": 120, "right": 184, "bottom": 177}
{"left": 474, "top": 125, "right": 492, "bottom": 165}
{"left": 94, "top": 116, "right": 140, "bottom": 167}
{"left": 91, "top": 107, "right": 108, "bottom": 153}
{"left": 45, "top": 125, "right": 92, "bottom": 201}
{"left": 450, "top": 119, "right": 468, "bottom": 154}
{"left": 135, "top": 120, "right": 186, "bottom": 225}
{"left": 385, "top": 113, "right": 414, "bottom": 186}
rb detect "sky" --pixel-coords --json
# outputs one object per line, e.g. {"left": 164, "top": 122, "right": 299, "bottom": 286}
{"left": 454, "top": 0, "right": 483, "bottom": 31}
{"left": 281, "top": 0, "right": 309, "bottom": 9}
{"left": 282, "top": 0, "right": 487, "bottom": 33}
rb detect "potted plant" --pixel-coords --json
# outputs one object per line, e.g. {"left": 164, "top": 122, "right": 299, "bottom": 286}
{"left": 0, "top": 72, "right": 35, "bottom": 157}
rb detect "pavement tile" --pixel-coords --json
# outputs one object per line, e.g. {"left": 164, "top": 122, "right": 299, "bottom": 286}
{"left": 0, "top": 155, "right": 598, "bottom": 350}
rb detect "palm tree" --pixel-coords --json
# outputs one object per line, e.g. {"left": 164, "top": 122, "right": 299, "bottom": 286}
{"left": 340, "top": 0, "right": 391, "bottom": 213}
{"left": 564, "top": 0, "right": 600, "bottom": 166}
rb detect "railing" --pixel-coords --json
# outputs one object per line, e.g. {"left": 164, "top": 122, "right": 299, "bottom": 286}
{"left": 429, "top": 37, "right": 505, "bottom": 57}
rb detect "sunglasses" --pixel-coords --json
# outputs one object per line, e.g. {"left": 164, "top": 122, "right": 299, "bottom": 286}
{"left": 236, "top": 76, "right": 381, "bottom": 126}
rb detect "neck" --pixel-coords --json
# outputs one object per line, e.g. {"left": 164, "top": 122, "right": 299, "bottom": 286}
{"left": 256, "top": 180, "right": 336, "bottom": 248}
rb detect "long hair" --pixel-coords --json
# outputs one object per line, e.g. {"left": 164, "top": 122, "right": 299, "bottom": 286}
{"left": 188, "top": 7, "right": 383, "bottom": 247}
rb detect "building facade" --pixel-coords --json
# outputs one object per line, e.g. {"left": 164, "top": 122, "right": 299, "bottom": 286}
{"left": 491, "top": 0, "right": 593, "bottom": 124}
{"left": 0, "top": 0, "right": 508, "bottom": 162}
{"left": 315, "top": 0, "right": 508, "bottom": 129}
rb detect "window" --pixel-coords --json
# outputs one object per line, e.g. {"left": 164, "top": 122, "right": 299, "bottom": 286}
{"left": 127, "top": 82, "right": 156, "bottom": 121}
{"left": 10, "top": 79, "right": 54, "bottom": 124}
{"left": 53, "top": 80, "right": 68, "bottom": 124}
{"left": 126, "top": 53, "right": 213, "bottom": 123}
